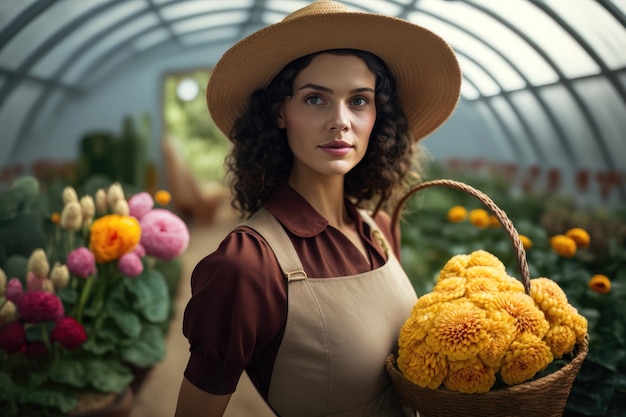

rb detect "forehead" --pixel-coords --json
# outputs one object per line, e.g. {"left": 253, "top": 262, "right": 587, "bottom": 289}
{"left": 294, "top": 53, "right": 376, "bottom": 87}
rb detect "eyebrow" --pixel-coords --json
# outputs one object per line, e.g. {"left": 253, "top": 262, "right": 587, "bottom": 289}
{"left": 298, "top": 83, "right": 375, "bottom": 94}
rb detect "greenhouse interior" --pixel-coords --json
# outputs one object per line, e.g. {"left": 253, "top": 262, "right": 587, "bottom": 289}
{"left": 0, "top": 1, "right": 624, "bottom": 416}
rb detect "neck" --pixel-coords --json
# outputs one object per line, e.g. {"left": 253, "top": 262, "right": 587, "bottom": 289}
{"left": 287, "top": 175, "right": 350, "bottom": 227}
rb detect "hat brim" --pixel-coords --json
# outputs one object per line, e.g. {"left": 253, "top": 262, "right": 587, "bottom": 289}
{"left": 207, "top": 10, "right": 461, "bottom": 142}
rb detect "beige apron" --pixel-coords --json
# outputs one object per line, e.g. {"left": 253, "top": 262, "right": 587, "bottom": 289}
{"left": 245, "top": 208, "right": 417, "bottom": 417}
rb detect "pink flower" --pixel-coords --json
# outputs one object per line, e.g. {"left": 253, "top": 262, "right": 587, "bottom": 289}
{"left": 26, "top": 271, "right": 46, "bottom": 291}
{"left": 133, "top": 243, "right": 146, "bottom": 257}
{"left": 140, "top": 209, "right": 189, "bottom": 260}
{"left": 67, "top": 247, "right": 96, "bottom": 278}
{"left": 17, "top": 291, "right": 64, "bottom": 323}
{"left": 23, "top": 341, "right": 47, "bottom": 357}
{"left": 0, "top": 321, "right": 26, "bottom": 353}
{"left": 5, "top": 278, "right": 23, "bottom": 303}
{"left": 50, "top": 317, "right": 88, "bottom": 350}
{"left": 117, "top": 252, "right": 144, "bottom": 277}
{"left": 129, "top": 192, "right": 154, "bottom": 220}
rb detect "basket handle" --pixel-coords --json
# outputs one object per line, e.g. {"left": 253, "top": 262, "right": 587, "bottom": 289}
{"left": 391, "top": 179, "right": 530, "bottom": 294}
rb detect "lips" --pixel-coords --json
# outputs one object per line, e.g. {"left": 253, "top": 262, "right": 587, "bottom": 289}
{"left": 319, "top": 140, "right": 352, "bottom": 156}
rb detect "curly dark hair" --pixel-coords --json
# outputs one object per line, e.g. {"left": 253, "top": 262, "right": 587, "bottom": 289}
{"left": 226, "top": 49, "right": 424, "bottom": 216}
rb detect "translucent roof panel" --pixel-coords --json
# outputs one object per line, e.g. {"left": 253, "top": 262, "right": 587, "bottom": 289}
{"left": 0, "top": 0, "right": 36, "bottom": 29}
{"left": 180, "top": 27, "right": 241, "bottom": 46}
{"left": 160, "top": 0, "right": 254, "bottom": 20}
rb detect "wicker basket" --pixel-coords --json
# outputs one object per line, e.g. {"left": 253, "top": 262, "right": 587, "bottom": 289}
{"left": 386, "top": 179, "right": 589, "bottom": 417}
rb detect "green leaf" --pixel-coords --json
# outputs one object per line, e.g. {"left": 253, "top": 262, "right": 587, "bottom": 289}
{"left": 126, "top": 269, "right": 170, "bottom": 323}
{"left": 84, "top": 359, "right": 133, "bottom": 393}
{"left": 49, "top": 358, "right": 87, "bottom": 388}
{"left": 119, "top": 324, "right": 166, "bottom": 367}
{"left": 17, "top": 385, "right": 76, "bottom": 414}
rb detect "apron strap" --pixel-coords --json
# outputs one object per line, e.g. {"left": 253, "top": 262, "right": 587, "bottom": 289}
{"left": 242, "top": 208, "right": 307, "bottom": 282}
{"left": 357, "top": 209, "right": 391, "bottom": 258}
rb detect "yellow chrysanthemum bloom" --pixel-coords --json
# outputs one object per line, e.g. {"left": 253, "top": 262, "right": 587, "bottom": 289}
{"left": 464, "top": 265, "right": 504, "bottom": 282}
{"left": 588, "top": 274, "right": 611, "bottom": 294}
{"left": 443, "top": 357, "right": 496, "bottom": 393}
{"left": 437, "top": 254, "right": 470, "bottom": 281}
{"left": 464, "top": 277, "right": 499, "bottom": 298}
{"left": 500, "top": 333, "right": 553, "bottom": 385}
{"left": 566, "top": 305, "right": 589, "bottom": 343}
{"left": 544, "top": 325, "right": 576, "bottom": 359}
{"left": 425, "top": 300, "right": 491, "bottom": 361}
{"left": 519, "top": 235, "right": 533, "bottom": 250}
{"left": 483, "top": 292, "right": 549, "bottom": 339}
{"left": 469, "top": 208, "right": 490, "bottom": 228}
{"left": 478, "top": 311, "right": 516, "bottom": 369}
{"left": 432, "top": 276, "right": 466, "bottom": 299}
{"left": 397, "top": 341, "right": 448, "bottom": 389}
{"left": 399, "top": 305, "right": 440, "bottom": 347}
{"left": 447, "top": 206, "right": 467, "bottom": 223}
{"left": 413, "top": 290, "right": 460, "bottom": 311}
{"left": 155, "top": 190, "right": 172, "bottom": 205}
{"left": 549, "top": 234, "right": 577, "bottom": 258}
{"left": 89, "top": 214, "right": 141, "bottom": 263}
{"left": 467, "top": 250, "right": 506, "bottom": 271}
{"left": 530, "top": 277, "right": 569, "bottom": 315}
{"left": 565, "top": 227, "right": 590, "bottom": 249}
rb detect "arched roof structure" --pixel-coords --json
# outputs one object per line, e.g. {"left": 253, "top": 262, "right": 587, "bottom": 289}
{"left": 1, "top": 0, "right": 625, "bottom": 205}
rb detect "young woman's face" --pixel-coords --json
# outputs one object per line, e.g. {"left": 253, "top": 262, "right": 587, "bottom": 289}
{"left": 277, "top": 53, "right": 377, "bottom": 182}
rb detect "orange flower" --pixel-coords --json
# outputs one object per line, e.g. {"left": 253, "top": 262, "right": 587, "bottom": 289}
{"left": 51, "top": 212, "right": 61, "bottom": 225}
{"left": 89, "top": 214, "right": 141, "bottom": 263}
{"left": 488, "top": 215, "right": 500, "bottom": 228}
{"left": 549, "top": 235, "right": 577, "bottom": 258}
{"left": 588, "top": 274, "right": 611, "bottom": 294}
{"left": 469, "top": 209, "right": 490, "bottom": 229}
{"left": 565, "top": 227, "right": 590, "bottom": 249}
{"left": 155, "top": 190, "right": 172, "bottom": 205}
{"left": 519, "top": 235, "right": 532, "bottom": 250}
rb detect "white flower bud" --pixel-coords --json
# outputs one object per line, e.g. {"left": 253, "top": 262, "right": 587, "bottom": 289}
{"left": 0, "top": 268, "right": 6, "bottom": 296}
{"left": 0, "top": 300, "right": 18, "bottom": 326}
{"left": 27, "top": 248, "right": 50, "bottom": 278}
{"left": 60, "top": 201, "right": 83, "bottom": 231}
{"left": 95, "top": 189, "right": 108, "bottom": 214}
{"left": 107, "top": 183, "right": 125, "bottom": 210}
{"left": 114, "top": 199, "right": 130, "bottom": 216}
{"left": 80, "top": 195, "right": 96, "bottom": 219}
{"left": 62, "top": 186, "right": 78, "bottom": 204}
{"left": 50, "top": 263, "right": 70, "bottom": 290}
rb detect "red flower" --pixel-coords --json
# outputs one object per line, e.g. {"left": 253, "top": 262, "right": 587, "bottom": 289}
{"left": 17, "top": 291, "right": 64, "bottom": 323}
{"left": 0, "top": 321, "right": 26, "bottom": 353}
{"left": 50, "top": 317, "right": 87, "bottom": 350}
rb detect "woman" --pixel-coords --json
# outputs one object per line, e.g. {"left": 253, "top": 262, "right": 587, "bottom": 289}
{"left": 175, "top": 1, "right": 461, "bottom": 416}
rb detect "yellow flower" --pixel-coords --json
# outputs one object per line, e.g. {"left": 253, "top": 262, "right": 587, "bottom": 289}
{"left": 479, "top": 311, "right": 517, "bottom": 369}
{"left": 488, "top": 215, "right": 500, "bottom": 228}
{"left": 544, "top": 325, "right": 576, "bottom": 359}
{"left": 469, "top": 208, "right": 490, "bottom": 229}
{"left": 155, "top": 190, "right": 172, "bottom": 205}
{"left": 399, "top": 305, "right": 439, "bottom": 347}
{"left": 89, "top": 214, "right": 141, "bottom": 263}
{"left": 443, "top": 357, "right": 496, "bottom": 393}
{"left": 519, "top": 234, "right": 533, "bottom": 250}
{"left": 588, "top": 274, "right": 611, "bottom": 294}
{"left": 566, "top": 305, "right": 589, "bottom": 343}
{"left": 432, "top": 276, "right": 466, "bottom": 299}
{"left": 464, "top": 266, "right": 504, "bottom": 282}
{"left": 413, "top": 290, "right": 460, "bottom": 311}
{"left": 565, "top": 227, "right": 590, "bottom": 249}
{"left": 500, "top": 333, "right": 553, "bottom": 385}
{"left": 467, "top": 250, "right": 505, "bottom": 271}
{"left": 437, "top": 254, "right": 470, "bottom": 280}
{"left": 530, "top": 278, "right": 569, "bottom": 313}
{"left": 397, "top": 341, "right": 448, "bottom": 389}
{"left": 549, "top": 234, "right": 577, "bottom": 258}
{"left": 482, "top": 292, "right": 549, "bottom": 339}
{"left": 425, "top": 300, "right": 490, "bottom": 361}
{"left": 465, "top": 277, "right": 499, "bottom": 298}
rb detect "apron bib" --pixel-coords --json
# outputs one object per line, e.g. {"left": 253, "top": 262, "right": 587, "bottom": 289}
{"left": 245, "top": 208, "right": 417, "bottom": 417}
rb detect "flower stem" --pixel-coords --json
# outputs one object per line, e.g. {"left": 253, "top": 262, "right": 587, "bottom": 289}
{"left": 76, "top": 277, "right": 95, "bottom": 322}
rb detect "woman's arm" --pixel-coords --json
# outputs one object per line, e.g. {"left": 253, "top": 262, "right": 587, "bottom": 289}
{"left": 174, "top": 377, "right": 232, "bottom": 417}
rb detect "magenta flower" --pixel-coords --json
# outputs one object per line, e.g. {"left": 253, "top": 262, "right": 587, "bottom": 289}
{"left": 140, "top": 209, "right": 189, "bottom": 260}
{"left": 5, "top": 278, "right": 23, "bottom": 303}
{"left": 67, "top": 247, "right": 96, "bottom": 278}
{"left": 50, "top": 317, "right": 88, "bottom": 350}
{"left": 0, "top": 321, "right": 26, "bottom": 353}
{"left": 129, "top": 192, "right": 154, "bottom": 220}
{"left": 17, "top": 291, "right": 64, "bottom": 323}
{"left": 117, "top": 252, "right": 144, "bottom": 277}
{"left": 133, "top": 243, "right": 146, "bottom": 257}
{"left": 26, "top": 271, "right": 46, "bottom": 291}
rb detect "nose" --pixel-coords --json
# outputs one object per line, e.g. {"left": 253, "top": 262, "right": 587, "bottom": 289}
{"left": 327, "top": 103, "right": 349, "bottom": 132}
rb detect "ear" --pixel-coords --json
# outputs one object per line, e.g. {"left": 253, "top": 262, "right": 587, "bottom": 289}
{"left": 275, "top": 104, "right": 286, "bottom": 129}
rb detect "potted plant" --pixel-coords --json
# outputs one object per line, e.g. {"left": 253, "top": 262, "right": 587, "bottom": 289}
{"left": 0, "top": 177, "right": 189, "bottom": 416}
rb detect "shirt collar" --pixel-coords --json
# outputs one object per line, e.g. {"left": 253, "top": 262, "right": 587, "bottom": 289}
{"left": 263, "top": 183, "right": 369, "bottom": 239}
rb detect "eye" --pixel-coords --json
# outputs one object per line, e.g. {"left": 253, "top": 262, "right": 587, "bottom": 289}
{"left": 350, "top": 96, "right": 369, "bottom": 106}
{"left": 305, "top": 95, "right": 325, "bottom": 105}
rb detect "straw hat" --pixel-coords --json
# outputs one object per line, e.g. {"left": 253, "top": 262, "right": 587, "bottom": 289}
{"left": 207, "top": 0, "right": 461, "bottom": 142}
